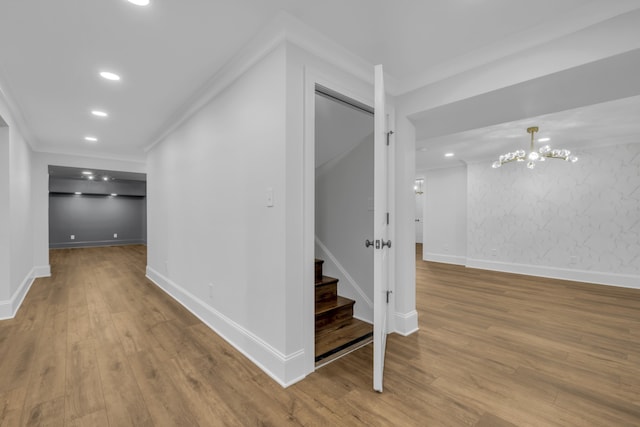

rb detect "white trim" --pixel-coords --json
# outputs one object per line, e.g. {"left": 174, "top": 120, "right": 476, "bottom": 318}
{"left": 302, "top": 66, "right": 317, "bottom": 376}
{"left": 466, "top": 258, "right": 640, "bottom": 290}
{"left": 315, "top": 236, "right": 374, "bottom": 310}
{"left": 32, "top": 264, "right": 51, "bottom": 278}
{"left": 392, "top": 310, "right": 419, "bottom": 336}
{"left": 145, "top": 266, "right": 306, "bottom": 388}
{"left": 423, "top": 252, "right": 466, "bottom": 266}
{"left": 0, "top": 77, "right": 38, "bottom": 150}
{"left": 0, "top": 266, "right": 50, "bottom": 320}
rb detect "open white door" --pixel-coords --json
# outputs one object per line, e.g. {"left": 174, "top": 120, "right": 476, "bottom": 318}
{"left": 373, "top": 64, "right": 391, "bottom": 392}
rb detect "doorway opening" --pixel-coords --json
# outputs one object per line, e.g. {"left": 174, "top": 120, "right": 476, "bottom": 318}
{"left": 313, "top": 85, "right": 375, "bottom": 367}
{"left": 47, "top": 165, "right": 147, "bottom": 250}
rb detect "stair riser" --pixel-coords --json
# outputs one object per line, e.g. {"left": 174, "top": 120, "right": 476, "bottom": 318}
{"left": 315, "top": 305, "right": 354, "bottom": 331}
{"left": 315, "top": 283, "right": 337, "bottom": 304}
{"left": 315, "top": 260, "right": 324, "bottom": 283}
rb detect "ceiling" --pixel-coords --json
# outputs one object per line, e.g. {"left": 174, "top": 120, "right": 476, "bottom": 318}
{"left": 1, "top": 1, "right": 639, "bottom": 164}
{"left": 416, "top": 94, "right": 640, "bottom": 171}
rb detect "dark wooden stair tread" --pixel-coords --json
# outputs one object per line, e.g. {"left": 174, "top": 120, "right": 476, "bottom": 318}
{"left": 313, "top": 257, "right": 369, "bottom": 366}
{"left": 315, "top": 275, "right": 338, "bottom": 286}
{"left": 315, "top": 318, "right": 373, "bottom": 361}
{"left": 315, "top": 295, "right": 354, "bottom": 315}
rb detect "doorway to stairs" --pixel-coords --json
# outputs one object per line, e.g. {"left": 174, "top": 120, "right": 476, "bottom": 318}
{"left": 313, "top": 86, "right": 375, "bottom": 367}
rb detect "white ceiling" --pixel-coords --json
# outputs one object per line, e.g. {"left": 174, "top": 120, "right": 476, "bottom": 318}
{"left": 416, "top": 95, "right": 640, "bottom": 171}
{"left": 1, "top": 1, "right": 639, "bottom": 163}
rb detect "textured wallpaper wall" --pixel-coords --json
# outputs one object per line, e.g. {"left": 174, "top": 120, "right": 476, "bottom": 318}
{"left": 467, "top": 142, "right": 640, "bottom": 278}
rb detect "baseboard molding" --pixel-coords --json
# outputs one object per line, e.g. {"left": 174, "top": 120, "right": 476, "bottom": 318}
{"left": 423, "top": 252, "right": 466, "bottom": 266}
{"left": 0, "top": 265, "right": 51, "bottom": 320}
{"left": 315, "top": 237, "right": 373, "bottom": 323}
{"left": 145, "top": 266, "right": 306, "bottom": 388}
{"left": 50, "top": 239, "right": 145, "bottom": 249}
{"left": 33, "top": 264, "right": 51, "bottom": 278}
{"left": 393, "top": 310, "right": 419, "bottom": 336}
{"left": 466, "top": 258, "right": 640, "bottom": 289}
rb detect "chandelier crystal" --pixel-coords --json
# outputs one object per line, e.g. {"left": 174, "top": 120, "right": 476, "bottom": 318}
{"left": 492, "top": 126, "right": 578, "bottom": 170}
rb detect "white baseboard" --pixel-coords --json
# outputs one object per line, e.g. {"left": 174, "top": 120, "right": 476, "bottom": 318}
{"left": 423, "top": 252, "right": 466, "bottom": 266}
{"left": 0, "top": 265, "right": 51, "bottom": 320}
{"left": 145, "top": 266, "right": 306, "bottom": 388}
{"left": 466, "top": 258, "right": 640, "bottom": 290}
{"left": 393, "top": 310, "right": 419, "bottom": 336}
{"left": 33, "top": 264, "right": 51, "bottom": 277}
{"left": 0, "top": 300, "right": 11, "bottom": 320}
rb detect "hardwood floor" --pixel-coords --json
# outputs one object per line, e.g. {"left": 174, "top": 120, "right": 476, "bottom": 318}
{"left": 1, "top": 245, "right": 639, "bottom": 426}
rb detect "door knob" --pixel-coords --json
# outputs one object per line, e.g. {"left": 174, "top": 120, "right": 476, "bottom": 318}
{"left": 365, "top": 239, "right": 374, "bottom": 248}
{"left": 381, "top": 240, "right": 392, "bottom": 249}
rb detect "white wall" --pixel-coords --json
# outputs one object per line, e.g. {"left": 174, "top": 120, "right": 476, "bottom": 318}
{"left": 422, "top": 165, "right": 467, "bottom": 265}
{"left": 9, "top": 126, "right": 33, "bottom": 297}
{"left": 146, "top": 44, "right": 298, "bottom": 385}
{"left": 422, "top": 143, "right": 640, "bottom": 288}
{"left": 0, "top": 94, "right": 39, "bottom": 319}
{"left": 315, "top": 128, "right": 374, "bottom": 322}
{"left": 0, "top": 126, "right": 9, "bottom": 302}
{"left": 414, "top": 182, "right": 423, "bottom": 243}
{"left": 467, "top": 142, "right": 640, "bottom": 287}
{"left": 392, "top": 114, "right": 418, "bottom": 335}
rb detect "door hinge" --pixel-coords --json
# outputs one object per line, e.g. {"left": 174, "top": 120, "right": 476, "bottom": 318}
{"left": 386, "top": 130, "right": 394, "bottom": 146}
{"left": 386, "top": 212, "right": 389, "bottom": 225}
{"left": 386, "top": 290, "right": 393, "bottom": 303}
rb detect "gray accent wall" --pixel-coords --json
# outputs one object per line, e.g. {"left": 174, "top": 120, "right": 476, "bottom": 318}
{"left": 49, "top": 194, "right": 146, "bottom": 248}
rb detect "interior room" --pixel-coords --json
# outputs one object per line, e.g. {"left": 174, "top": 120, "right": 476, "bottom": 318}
{"left": 48, "top": 166, "right": 147, "bottom": 249}
{"left": 0, "top": 1, "right": 638, "bottom": 426}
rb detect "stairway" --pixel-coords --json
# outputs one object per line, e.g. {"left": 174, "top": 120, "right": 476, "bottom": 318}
{"left": 314, "top": 258, "right": 373, "bottom": 366}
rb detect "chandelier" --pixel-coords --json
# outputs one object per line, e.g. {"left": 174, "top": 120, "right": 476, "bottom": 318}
{"left": 492, "top": 126, "right": 578, "bottom": 170}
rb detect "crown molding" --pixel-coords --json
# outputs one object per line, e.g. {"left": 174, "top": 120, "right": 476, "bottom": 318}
{"left": 0, "top": 76, "right": 39, "bottom": 151}
{"left": 144, "top": 11, "right": 386, "bottom": 153}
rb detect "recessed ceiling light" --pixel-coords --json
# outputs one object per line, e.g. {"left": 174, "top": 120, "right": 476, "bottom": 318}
{"left": 85, "top": 136, "right": 98, "bottom": 142}
{"left": 538, "top": 137, "right": 551, "bottom": 142}
{"left": 99, "top": 71, "right": 120, "bottom": 81}
{"left": 111, "top": 193, "right": 118, "bottom": 197}
{"left": 74, "top": 192, "right": 82, "bottom": 195}
{"left": 82, "top": 171, "right": 93, "bottom": 175}
{"left": 103, "top": 176, "right": 109, "bottom": 181}
{"left": 445, "top": 152, "right": 455, "bottom": 157}
{"left": 91, "top": 110, "right": 108, "bottom": 117}
{"left": 127, "top": 0, "right": 149, "bottom": 6}
{"left": 88, "top": 176, "right": 95, "bottom": 180}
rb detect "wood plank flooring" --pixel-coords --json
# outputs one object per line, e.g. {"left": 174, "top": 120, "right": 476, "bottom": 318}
{"left": 1, "top": 244, "right": 639, "bottom": 426}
